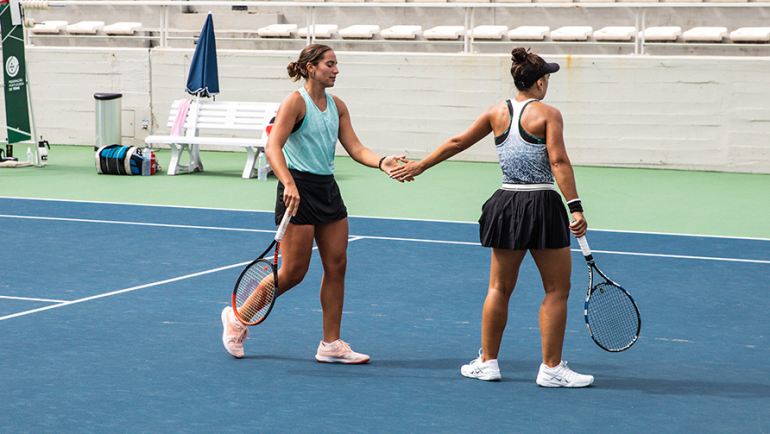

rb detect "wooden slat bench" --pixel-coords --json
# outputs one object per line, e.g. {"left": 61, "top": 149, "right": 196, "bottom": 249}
{"left": 145, "top": 100, "right": 280, "bottom": 179}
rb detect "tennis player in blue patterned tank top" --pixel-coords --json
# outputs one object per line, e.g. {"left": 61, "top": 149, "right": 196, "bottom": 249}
{"left": 391, "top": 47, "right": 594, "bottom": 387}
{"left": 220, "top": 45, "right": 406, "bottom": 363}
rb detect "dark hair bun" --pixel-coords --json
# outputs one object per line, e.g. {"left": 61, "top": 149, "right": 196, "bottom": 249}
{"left": 511, "top": 47, "right": 529, "bottom": 64}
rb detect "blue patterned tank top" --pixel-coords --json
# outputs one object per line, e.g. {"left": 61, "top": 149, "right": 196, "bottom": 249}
{"left": 494, "top": 98, "right": 554, "bottom": 185}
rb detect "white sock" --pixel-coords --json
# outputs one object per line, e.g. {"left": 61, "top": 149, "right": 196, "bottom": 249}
{"left": 323, "top": 339, "right": 340, "bottom": 347}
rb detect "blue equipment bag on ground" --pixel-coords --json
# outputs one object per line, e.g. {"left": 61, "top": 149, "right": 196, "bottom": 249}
{"left": 95, "top": 145, "right": 145, "bottom": 175}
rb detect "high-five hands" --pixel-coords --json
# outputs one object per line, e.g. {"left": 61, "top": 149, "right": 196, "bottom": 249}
{"left": 380, "top": 156, "right": 413, "bottom": 182}
{"left": 385, "top": 157, "right": 423, "bottom": 183}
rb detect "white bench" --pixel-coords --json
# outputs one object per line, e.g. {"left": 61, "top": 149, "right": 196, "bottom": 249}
{"left": 145, "top": 100, "right": 280, "bottom": 179}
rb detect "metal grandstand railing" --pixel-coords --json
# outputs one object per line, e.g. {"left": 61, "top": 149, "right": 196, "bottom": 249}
{"left": 19, "top": 0, "right": 770, "bottom": 55}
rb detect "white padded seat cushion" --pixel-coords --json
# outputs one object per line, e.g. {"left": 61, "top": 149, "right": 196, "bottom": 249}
{"left": 66, "top": 21, "right": 105, "bottom": 34}
{"left": 551, "top": 26, "right": 593, "bottom": 41}
{"left": 298, "top": 25, "right": 339, "bottom": 38}
{"left": 424, "top": 26, "right": 465, "bottom": 40}
{"left": 682, "top": 27, "right": 728, "bottom": 42}
{"left": 257, "top": 24, "right": 298, "bottom": 37}
{"left": 339, "top": 25, "right": 380, "bottom": 39}
{"left": 641, "top": 27, "right": 682, "bottom": 42}
{"left": 103, "top": 22, "right": 142, "bottom": 35}
{"left": 594, "top": 26, "right": 637, "bottom": 41}
{"left": 508, "top": 26, "right": 550, "bottom": 40}
{"left": 30, "top": 21, "right": 68, "bottom": 34}
{"left": 469, "top": 25, "right": 509, "bottom": 40}
{"left": 381, "top": 25, "right": 422, "bottom": 39}
{"left": 730, "top": 27, "right": 770, "bottom": 42}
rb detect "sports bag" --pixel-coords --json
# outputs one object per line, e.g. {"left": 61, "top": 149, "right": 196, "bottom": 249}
{"left": 95, "top": 145, "right": 155, "bottom": 175}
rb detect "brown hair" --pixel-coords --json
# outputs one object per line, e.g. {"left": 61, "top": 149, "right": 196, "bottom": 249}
{"left": 287, "top": 44, "right": 334, "bottom": 82}
{"left": 510, "top": 47, "right": 546, "bottom": 91}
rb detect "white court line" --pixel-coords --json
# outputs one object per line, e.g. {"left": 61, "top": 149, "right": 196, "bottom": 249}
{"left": 0, "top": 262, "right": 251, "bottom": 322}
{"left": 0, "top": 240, "right": 330, "bottom": 322}
{"left": 0, "top": 214, "right": 275, "bottom": 234}
{"left": 0, "top": 295, "right": 68, "bottom": 303}
{"left": 1, "top": 215, "right": 768, "bottom": 321}
{"left": 2, "top": 213, "right": 769, "bottom": 263}
{"left": 587, "top": 249, "right": 770, "bottom": 265}
{"left": 5, "top": 195, "right": 770, "bottom": 241}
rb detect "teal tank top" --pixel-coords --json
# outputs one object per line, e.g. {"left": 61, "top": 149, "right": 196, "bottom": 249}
{"left": 283, "top": 87, "right": 338, "bottom": 175}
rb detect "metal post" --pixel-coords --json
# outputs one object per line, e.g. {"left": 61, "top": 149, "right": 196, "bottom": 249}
{"left": 634, "top": 8, "right": 640, "bottom": 55}
{"left": 469, "top": 7, "right": 475, "bottom": 54}
{"left": 463, "top": 8, "right": 469, "bottom": 53}
{"left": 164, "top": 5, "right": 169, "bottom": 48}
{"left": 641, "top": 7, "right": 646, "bottom": 55}
{"left": 311, "top": 6, "right": 316, "bottom": 45}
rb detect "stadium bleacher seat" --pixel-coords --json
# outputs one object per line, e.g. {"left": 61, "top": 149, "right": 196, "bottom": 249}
{"left": 339, "top": 25, "right": 380, "bottom": 39}
{"left": 641, "top": 27, "right": 682, "bottom": 42}
{"left": 729, "top": 27, "right": 770, "bottom": 43}
{"left": 551, "top": 26, "right": 593, "bottom": 41}
{"left": 257, "top": 24, "right": 298, "bottom": 38}
{"left": 66, "top": 21, "right": 105, "bottom": 35}
{"left": 104, "top": 22, "right": 142, "bottom": 36}
{"left": 30, "top": 21, "right": 67, "bottom": 34}
{"left": 381, "top": 25, "right": 422, "bottom": 39}
{"left": 508, "top": 26, "right": 550, "bottom": 40}
{"left": 594, "top": 26, "right": 637, "bottom": 41}
{"left": 469, "top": 25, "right": 509, "bottom": 40}
{"left": 424, "top": 26, "right": 465, "bottom": 40}
{"left": 298, "top": 25, "right": 339, "bottom": 39}
{"left": 682, "top": 27, "right": 728, "bottom": 42}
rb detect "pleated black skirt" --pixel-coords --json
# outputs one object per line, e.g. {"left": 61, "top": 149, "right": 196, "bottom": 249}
{"left": 275, "top": 169, "right": 347, "bottom": 226}
{"left": 478, "top": 189, "right": 571, "bottom": 250}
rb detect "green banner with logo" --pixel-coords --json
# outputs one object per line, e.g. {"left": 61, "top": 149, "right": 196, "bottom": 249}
{"left": 1, "top": 0, "right": 32, "bottom": 144}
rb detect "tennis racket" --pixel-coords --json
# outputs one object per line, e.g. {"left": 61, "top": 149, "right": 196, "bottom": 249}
{"left": 231, "top": 209, "right": 292, "bottom": 326}
{"left": 576, "top": 236, "right": 641, "bottom": 352}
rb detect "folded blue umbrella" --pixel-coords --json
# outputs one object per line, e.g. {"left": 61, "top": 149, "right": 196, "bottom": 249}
{"left": 185, "top": 12, "right": 219, "bottom": 98}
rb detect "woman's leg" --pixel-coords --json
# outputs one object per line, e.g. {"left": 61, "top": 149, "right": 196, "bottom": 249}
{"left": 275, "top": 223, "right": 315, "bottom": 297}
{"left": 481, "top": 248, "right": 527, "bottom": 362}
{"left": 313, "top": 217, "right": 349, "bottom": 343}
{"left": 529, "top": 247, "right": 572, "bottom": 368}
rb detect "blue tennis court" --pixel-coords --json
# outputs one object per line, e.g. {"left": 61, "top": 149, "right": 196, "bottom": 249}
{"left": 1, "top": 197, "right": 768, "bottom": 433}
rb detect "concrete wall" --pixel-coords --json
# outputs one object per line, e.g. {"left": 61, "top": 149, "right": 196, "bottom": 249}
{"left": 4, "top": 46, "right": 770, "bottom": 173}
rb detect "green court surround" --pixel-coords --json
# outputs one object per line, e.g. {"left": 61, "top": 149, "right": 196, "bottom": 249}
{"left": 2, "top": 145, "right": 768, "bottom": 239}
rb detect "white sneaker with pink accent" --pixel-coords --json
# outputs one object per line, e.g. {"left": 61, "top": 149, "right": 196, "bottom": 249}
{"left": 221, "top": 306, "right": 249, "bottom": 359}
{"left": 315, "top": 340, "right": 370, "bottom": 364}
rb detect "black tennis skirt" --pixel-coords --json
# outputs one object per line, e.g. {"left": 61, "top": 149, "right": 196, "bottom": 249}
{"left": 478, "top": 188, "right": 571, "bottom": 250}
{"left": 275, "top": 169, "right": 348, "bottom": 226}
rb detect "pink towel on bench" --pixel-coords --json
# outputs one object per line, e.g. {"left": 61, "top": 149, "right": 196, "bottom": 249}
{"left": 171, "top": 99, "right": 194, "bottom": 136}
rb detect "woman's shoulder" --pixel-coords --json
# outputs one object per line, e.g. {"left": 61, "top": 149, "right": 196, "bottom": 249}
{"left": 277, "top": 90, "right": 307, "bottom": 116}
{"left": 328, "top": 93, "right": 347, "bottom": 114}
{"left": 527, "top": 99, "right": 562, "bottom": 120}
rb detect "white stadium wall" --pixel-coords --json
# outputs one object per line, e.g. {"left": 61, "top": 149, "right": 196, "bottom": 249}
{"left": 6, "top": 46, "right": 770, "bottom": 173}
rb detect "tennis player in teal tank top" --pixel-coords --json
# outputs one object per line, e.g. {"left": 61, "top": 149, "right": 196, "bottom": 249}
{"left": 220, "top": 44, "right": 406, "bottom": 363}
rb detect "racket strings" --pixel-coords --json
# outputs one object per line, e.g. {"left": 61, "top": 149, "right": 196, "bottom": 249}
{"left": 586, "top": 282, "right": 640, "bottom": 351}
{"left": 235, "top": 262, "right": 276, "bottom": 323}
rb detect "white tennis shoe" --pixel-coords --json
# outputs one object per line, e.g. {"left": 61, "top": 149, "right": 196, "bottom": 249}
{"left": 461, "top": 350, "right": 501, "bottom": 381}
{"left": 536, "top": 361, "right": 594, "bottom": 388}
{"left": 315, "top": 340, "right": 370, "bottom": 364}
{"left": 221, "top": 306, "right": 249, "bottom": 359}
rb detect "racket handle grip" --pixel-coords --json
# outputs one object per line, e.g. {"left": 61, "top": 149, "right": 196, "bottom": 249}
{"left": 576, "top": 236, "right": 592, "bottom": 257}
{"left": 275, "top": 208, "right": 292, "bottom": 241}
